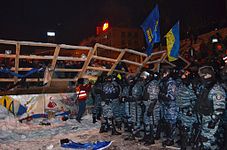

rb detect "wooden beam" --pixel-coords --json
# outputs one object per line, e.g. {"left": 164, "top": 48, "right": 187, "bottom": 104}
{"left": 108, "top": 49, "right": 126, "bottom": 75}
{"left": 120, "top": 59, "right": 142, "bottom": 66}
{"left": 0, "top": 39, "right": 17, "bottom": 45}
{"left": 18, "top": 55, "right": 86, "bottom": 61}
{"left": 125, "top": 48, "right": 147, "bottom": 57}
{"left": 92, "top": 55, "right": 117, "bottom": 62}
{"left": 47, "top": 46, "right": 61, "bottom": 86}
{"left": 178, "top": 55, "right": 191, "bottom": 69}
{"left": 19, "top": 55, "right": 53, "bottom": 60}
{"left": 96, "top": 43, "right": 122, "bottom": 52}
{"left": 87, "top": 66, "right": 111, "bottom": 72}
{"left": 54, "top": 68, "right": 82, "bottom": 72}
{"left": 59, "top": 44, "right": 92, "bottom": 50}
{"left": 163, "top": 59, "right": 176, "bottom": 67}
{"left": 0, "top": 78, "right": 44, "bottom": 82}
{"left": 14, "top": 43, "right": 20, "bottom": 83}
{"left": 0, "top": 54, "right": 16, "bottom": 58}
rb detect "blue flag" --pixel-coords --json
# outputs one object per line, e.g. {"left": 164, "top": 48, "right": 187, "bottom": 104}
{"left": 141, "top": 5, "right": 160, "bottom": 55}
{"left": 166, "top": 21, "right": 180, "bottom": 62}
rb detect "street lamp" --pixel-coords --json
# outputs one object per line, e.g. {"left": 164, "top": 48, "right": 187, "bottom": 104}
{"left": 47, "top": 31, "right": 56, "bottom": 43}
{"left": 47, "top": 32, "right": 55, "bottom": 37}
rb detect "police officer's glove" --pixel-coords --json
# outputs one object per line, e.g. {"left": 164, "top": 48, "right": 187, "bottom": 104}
{"left": 92, "top": 117, "right": 97, "bottom": 124}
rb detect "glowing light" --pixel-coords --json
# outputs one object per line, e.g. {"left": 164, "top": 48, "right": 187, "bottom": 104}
{"left": 102, "top": 22, "right": 109, "bottom": 31}
{"left": 47, "top": 32, "right": 55, "bottom": 37}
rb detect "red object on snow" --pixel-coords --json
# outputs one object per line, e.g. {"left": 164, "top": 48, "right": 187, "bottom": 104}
{"left": 47, "top": 101, "right": 57, "bottom": 108}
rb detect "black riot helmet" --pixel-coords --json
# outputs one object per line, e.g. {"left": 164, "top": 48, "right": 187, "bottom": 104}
{"left": 161, "top": 68, "right": 171, "bottom": 80}
{"left": 127, "top": 75, "right": 135, "bottom": 85}
{"left": 105, "top": 75, "right": 113, "bottom": 82}
{"left": 140, "top": 71, "right": 150, "bottom": 80}
{"left": 198, "top": 66, "right": 216, "bottom": 84}
{"left": 220, "top": 65, "right": 227, "bottom": 82}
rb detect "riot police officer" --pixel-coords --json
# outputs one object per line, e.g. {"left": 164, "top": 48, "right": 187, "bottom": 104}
{"left": 219, "top": 65, "right": 227, "bottom": 149}
{"left": 91, "top": 74, "right": 106, "bottom": 131}
{"left": 176, "top": 69, "right": 197, "bottom": 149}
{"left": 125, "top": 73, "right": 145, "bottom": 140}
{"left": 158, "top": 68, "right": 178, "bottom": 146}
{"left": 140, "top": 71, "right": 160, "bottom": 145}
{"left": 195, "top": 66, "right": 226, "bottom": 150}
{"left": 102, "top": 74, "right": 122, "bottom": 135}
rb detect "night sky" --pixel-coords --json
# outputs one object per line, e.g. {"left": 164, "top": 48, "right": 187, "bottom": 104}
{"left": 0, "top": 0, "right": 226, "bottom": 45}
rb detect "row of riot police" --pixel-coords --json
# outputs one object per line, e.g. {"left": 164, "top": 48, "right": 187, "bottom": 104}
{"left": 91, "top": 65, "right": 227, "bottom": 150}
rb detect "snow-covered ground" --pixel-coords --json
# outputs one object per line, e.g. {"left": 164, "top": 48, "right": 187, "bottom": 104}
{"left": 0, "top": 106, "right": 176, "bottom": 150}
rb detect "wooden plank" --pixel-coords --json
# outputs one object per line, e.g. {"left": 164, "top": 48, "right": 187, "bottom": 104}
{"left": 125, "top": 48, "right": 147, "bottom": 57}
{"left": 54, "top": 68, "right": 82, "bottom": 72}
{"left": 11, "top": 67, "right": 82, "bottom": 72}
{"left": 0, "top": 54, "right": 16, "bottom": 58}
{"left": 47, "top": 46, "right": 61, "bottom": 86}
{"left": 18, "top": 55, "right": 86, "bottom": 61}
{"left": 20, "top": 41, "right": 57, "bottom": 47}
{"left": 163, "top": 59, "right": 176, "bottom": 67}
{"left": 14, "top": 43, "right": 20, "bottom": 83}
{"left": 87, "top": 66, "right": 110, "bottom": 72}
{"left": 57, "top": 56, "right": 86, "bottom": 61}
{"left": 96, "top": 43, "right": 122, "bottom": 52}
{"left": 121, "top": 59, "right": 142, "bottom": 66}
{"left": 52, "top": 78, "right": 76, "bottom": 82}
{"left": 0, "top": 39, "right": 17, "bottom": 45}
{"left": 11, "top": 67, "right": 33, "bottom": 71}
{"left": 0, "top": 39, "right": 92, "bottom": 50}
{"left": 146, "top": 52, "right": 166, "bottom": 64}
{"left": 0, "top": 78, "right": 14, "bottom": 82}
{"left": 108, "top": 49, "right": 126, "bottom": 75}
{"left": 178, "top": 55, "right": 191, "bottom": 69}
{"left": 59, "top": 44, "right": 92, "bottom": 50}
{"left": 0, "top": 78, "right": 44, "bottom": 82}
{"left": 92, "top": 55, "right": 117, "bottom": 62}
{"left": 19, "top": 55, "right": 53, "bottom": 60}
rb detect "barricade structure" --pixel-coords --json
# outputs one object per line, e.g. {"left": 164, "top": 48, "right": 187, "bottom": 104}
{"left": 0, "top": 39, "right": 189, "bottom": 95}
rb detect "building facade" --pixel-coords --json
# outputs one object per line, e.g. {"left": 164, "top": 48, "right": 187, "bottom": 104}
{"left": 80, "top": 27, "right": 145, "bottom": 52}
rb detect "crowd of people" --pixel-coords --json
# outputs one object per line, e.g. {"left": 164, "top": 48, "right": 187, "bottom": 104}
{"left": 87, "top": 62, "right": 227, "bottom": 150}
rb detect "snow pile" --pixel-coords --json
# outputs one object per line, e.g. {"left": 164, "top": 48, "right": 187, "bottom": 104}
{"left": 0, "top": 109, "right": 172, "bottom": 150}
{"left": 0, "top": 105, "right": 14, "bottom": 119}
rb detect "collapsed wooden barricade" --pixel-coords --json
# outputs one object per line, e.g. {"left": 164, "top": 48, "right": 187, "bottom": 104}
{"left": 0, "top": 39, "right": 190, "bottom": 95}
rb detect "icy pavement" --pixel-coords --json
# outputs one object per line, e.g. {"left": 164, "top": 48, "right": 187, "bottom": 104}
{"left": 0, "top": 106, "right": 176, "bottom": 150}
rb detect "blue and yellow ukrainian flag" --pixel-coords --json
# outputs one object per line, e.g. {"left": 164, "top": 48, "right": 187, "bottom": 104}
{"left": 141, "top": 5, "right": 160, "bottom": 55}
{"left": 166, "top": 21, "right": 180, "bottom": 62}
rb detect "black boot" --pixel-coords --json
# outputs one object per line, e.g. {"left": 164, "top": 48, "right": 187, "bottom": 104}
{"left": 111, "top": 127, "right": 121, "bottom": 135}
{"left": 111, "top": 118, "right": 121, "bottom": 135}
{"left": 138, "top": 134, "right": 147, "bottom": 142}
{"left": 124, "top": 134, "right": 135, "bottom": 141}
{"left": 99, "top": 123, "right": 108, "bottom": 133}
{"left": 144, "top": 134, "right": 155, "bottom": 146}
{"left": 138, "top": 126, "right": 148, "bottom": 142}
{"left": 162, "top": 139, "right": 174, "bottom": 146}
